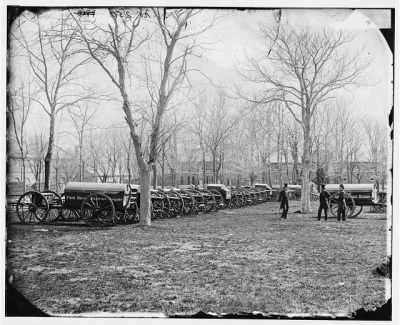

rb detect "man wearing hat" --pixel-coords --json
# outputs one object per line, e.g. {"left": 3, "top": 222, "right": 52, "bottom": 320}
{"left": 278, "top": 183, "right": 289, "bottom": 219}
{"left": 317, "top": 184, "right": 331, "bottom": 221}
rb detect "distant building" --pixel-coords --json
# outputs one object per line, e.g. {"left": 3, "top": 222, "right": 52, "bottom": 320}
{"left": 167, "top": 160, "right": 380, "bottom": 188}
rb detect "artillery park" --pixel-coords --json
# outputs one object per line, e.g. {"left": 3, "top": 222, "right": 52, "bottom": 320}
{"left": 7, "top": 200, "right": 388, "bottom": 316}
{"left": 5, "top": 6, "right": 394, "bottom": 320}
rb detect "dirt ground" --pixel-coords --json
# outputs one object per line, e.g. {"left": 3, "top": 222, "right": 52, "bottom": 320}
{"left": 6, "top": 201, "right": 390, "bottom": 317}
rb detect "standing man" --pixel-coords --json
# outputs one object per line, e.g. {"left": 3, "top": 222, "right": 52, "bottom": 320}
{"left": 278, "top": 183, "right": 289, "bottom": 219}
{"left": 317, "top": 184, "right": 330, "bottom": 221}
{"left": 337, "top": 184, "right": 347, "bottom": 222}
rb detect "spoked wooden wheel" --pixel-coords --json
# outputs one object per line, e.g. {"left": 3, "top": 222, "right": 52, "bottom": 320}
{"left": 180, "top": 190, "right": 195, "bottom": 215}
{"left": 352, "top": 205, "right": 363, "bottom": 217}
{"left": 373, "top": 204, "right": 386, "bottom": 213}
{"left": 124, "top": 200, "right": 140, "bottom": 224}
{"left": 41, "top": 190, "right": 63, "bottom": 222}
{"left": 167, "top": 191, "right": 185, "bottom": 217}
{"left": 80, "top": 193, "right": 115, "bottom": 226}
{"left": 16, "top": 191, "right": 49, "bottom": 224}
{"left": 159, "top": 191, "right": 171, "bottom": 218}
{"left": 329, "top": 192, "right": 356, "bottom": 218}
{"left": 190, "top": 190, "right": 205, "bottom": 213}
{"left": 229, "top": 193, "right": 239, "bottom": 209}
{"left": 57, "top": 194, "right": 81, "bottom": 221}
{"left": 210, "top": 189, "right": 224, "bottom": 210}
{"left": 151, "top": 192, "right": 165, "bottom": 219}
{"left": 201, "top": 190, "right": 216, "bottom": 212}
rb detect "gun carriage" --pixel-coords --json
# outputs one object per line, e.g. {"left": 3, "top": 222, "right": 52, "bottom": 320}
{"left": 325, "top": 184, "right": 380, "bottom": 218}
{"left": 13, "top": 181, "right": 277, "bottom": 226}
{"left": 254, "top": 184, "right": 273, "bottom": 202}
{"left": 205, "top": 184, "right": 233, "bottom": 208}
{"left": 373, "top": 191, "right": 387, "bottom": 213}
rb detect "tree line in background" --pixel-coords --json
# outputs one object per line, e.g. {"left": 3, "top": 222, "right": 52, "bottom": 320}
{"left": 9, "top": 87, "right": 389, "bottom": 192}
{"left": 7, "top": 8, "right": 390, "bottom": 224}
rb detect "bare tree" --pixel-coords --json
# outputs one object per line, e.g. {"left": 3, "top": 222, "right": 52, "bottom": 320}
{"left": 363, "top": 120, "right": 389, "bottom": 190}
{"left": 58, "top": 149, "right": 79, "bottom": 185}
{"left": 311, "top": 105, "right": 336, "bottom": 183}
{"left": 285, "top": 117, "right": 302, "bottom": 184}
{"left": 178, "top": 129, "right": 200, "bottom": 185}
{"left": 67, "top": 104, "right": 96, "bottom": 182}
{"left": 7, "top": 81, "right": 34, "bottom": 191}
{"left": 247, "top": 104, "right": 277, "bottom": 185}
{"left": 73, "top": 8, "right": 212, "bottom": 225}
{"left": 27, "top": 132, "right": 48, "bottom": 190}
{"left": 242, "top": 24, "right": 369, "bottom": 212}
{"left": 119, "top": 129, "right": 137, "bottom": 185}
{"left": 328, "top": 103, "right": 363, "bottom": 184}
{"left": 193, "top": 88, "right": 237, "bottom": 183}
{"left": 154, "top": 113, "right": 183, "bottom": 188}
{"left": 191, "top": 95, "right": 209, "bottom": 184}
{"left": 12, "top": 11, "right": 96, "bottom": 190}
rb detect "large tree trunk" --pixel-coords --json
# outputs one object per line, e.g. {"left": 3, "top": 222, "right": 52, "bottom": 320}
{"left": 301, "top": 119, "right": 312, "bottom": 213}
{"left": 161, "top": 145, "right": 165, "bottom": 188}
{"left": 126, "top": 152, "right": 132, "bottom": 184}
{"left": 44, "top": 113, "right": 55, "bottom": 190}
{"left": 139, "top": 169, "right": 152, "bottom": 225}
{"left": 152, "top": 165, "right": 157, "bottom": 188}
{"left": 22, "top": 159, "right": 26, "bottom": 192}
{"left": 292, "top": 150, "right": 299, "bottom": 184}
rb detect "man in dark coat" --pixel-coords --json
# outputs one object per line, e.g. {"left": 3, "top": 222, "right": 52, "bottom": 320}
{"left": 317, "top": 184, "right": 331, "bottom": 221}
{"left": 278, "top": 183, "right": 289, "bottom": 219}
{"left": 337, "top": 184, "right": 347, "bottom": 222}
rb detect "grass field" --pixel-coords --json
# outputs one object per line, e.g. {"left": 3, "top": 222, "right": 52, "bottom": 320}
{"left": 6, "top": 201, "right": 389, "bottom": 316}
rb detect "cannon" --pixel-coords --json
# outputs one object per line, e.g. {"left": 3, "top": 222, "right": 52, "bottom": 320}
{"left": 287, "top": 185, "right": 301, "bottom": 200}
{"left": 15, "top": 182, "right": 139, "bottom": 226}
{"left": 254, "top": 184, "right": 273, "bottom": 202}
{"left": 174, "top": 188, "right": 196, "bottom": 215}
{"left": 206, "top": 184, "right": 233, "bottom": 208}
{"left": 15, "top": 191, "right": 51, "bottom": 224}
{"left": 130, "top": 186, "right": 173, "bottom": 220}
{"left": 325, "top": 184, "right": 379, "bottom": 218}
{"left": 161, "top": 189, "right": 185, "bottom": 217}
{"left": 63, "top": 182, "right": 132, "bottom": 226}
{"left": 373, "top": 191, "right": 387, "bottom": 213}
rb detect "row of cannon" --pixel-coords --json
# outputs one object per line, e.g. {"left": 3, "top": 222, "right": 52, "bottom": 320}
{"left": 14, "top": 183, "right": 274, "bottom": 226}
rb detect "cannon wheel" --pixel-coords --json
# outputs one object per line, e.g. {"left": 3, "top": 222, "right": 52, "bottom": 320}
{"left": 159, "top": 191, "right": 171, "bottom": 218}
{"left": 80, "top": 193, "right": 115, "bottom": 226}
{"left": 180, "top": 190, "right": 195, "bottom": 215}
{"left": 168, "top": 191, "right": 185, "bottom": 217}
{"left": 210, "top": 189, "right": 225, "bottom": 210}
{"left": 229, "top": 192, "right": 240, "bottom": 209}
{"left": 372, "top": 204, "right": 386, "bottom": 214}
{"left": 329, "top": 192, "right": 356, "bottom": 219}
{"left": 189, "top": 189, "right": 205, "bottom": 212}
{"left": 16, "top": 191, "right": 49, "bottom": 224}
{"left": 41, "top": 190, "right": 63, "bottom": 222}
{"left": 125, "top": 200, "right": 140, "bottom": 223}
{"left": 352, "top": 205, "right": 363, "bottom": 217}
{"left": 151, "top": 192, "right": 165, "bottom": 219}
{"left": 202, "top": 190, "right": 216, "bottom": 212}
{"left": 59, "top": 194, "right": 81, "bottom": 222}
{"left": 115, "top": 204, "right": 139, "bottom": 225}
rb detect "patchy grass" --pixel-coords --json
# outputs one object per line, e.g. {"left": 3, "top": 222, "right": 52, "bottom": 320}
{"left": 6, "top": 201, "right": 389, "bottom": 316}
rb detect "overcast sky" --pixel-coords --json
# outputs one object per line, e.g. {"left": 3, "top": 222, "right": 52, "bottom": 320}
{"left": 8, "top": 8, "right": 393, "bottom": 152}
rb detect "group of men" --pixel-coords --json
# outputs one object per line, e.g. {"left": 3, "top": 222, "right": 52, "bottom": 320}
{"left": 278, "top": 183, "right": 347, "bottom": 221}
